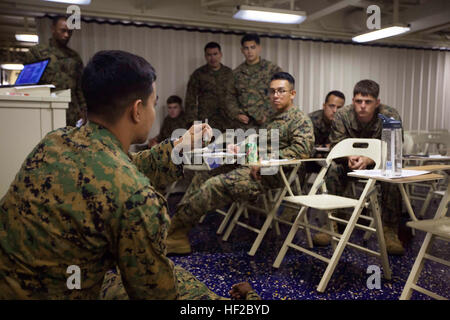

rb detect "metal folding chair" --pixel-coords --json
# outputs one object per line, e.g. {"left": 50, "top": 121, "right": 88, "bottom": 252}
{"left": 273, "top": 138, "right": 392, "bottom": 292}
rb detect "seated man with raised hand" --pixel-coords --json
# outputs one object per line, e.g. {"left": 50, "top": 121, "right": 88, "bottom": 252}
{"left": 166, "top": 71, "right": 315, "bottom": 255}
{"left": 315, "top": 79, "right": 405, "bottom": 255}
{"left": 0, "top": 50, "right": 259, "bottom": 300}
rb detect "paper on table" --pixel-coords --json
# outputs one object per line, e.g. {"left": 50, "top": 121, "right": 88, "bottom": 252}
{"left": 349, "top": 169, "right": 430, "bottom": 179}
{"left": 260, "top": 159, "right": 291, "bottom": 165}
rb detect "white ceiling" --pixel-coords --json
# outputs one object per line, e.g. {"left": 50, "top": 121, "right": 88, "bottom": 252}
{"left": 0, "top": 0, "right": 449, "bottom": 51}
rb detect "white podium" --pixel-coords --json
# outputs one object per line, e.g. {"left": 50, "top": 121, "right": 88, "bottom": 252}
{"left": 0, "top": 86, "right": 70, "bottom": 197}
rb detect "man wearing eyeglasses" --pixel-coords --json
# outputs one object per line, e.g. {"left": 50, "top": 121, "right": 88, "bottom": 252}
{"left": 322, "top": 79, "right": 405, "bottom": 255}
{"left": 166, "top": 72, "right": 314, "bottom": 255}
{"left": 225, "top": 34, "right": 282, "bottom": 129}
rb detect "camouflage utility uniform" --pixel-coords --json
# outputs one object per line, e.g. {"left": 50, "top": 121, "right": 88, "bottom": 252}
{"left": 309, "top": 109, "right": 332, "bottom": 147}
{"left": 0, "top": 122, "right": 257, "bottom": 300}
{"left": 299, "top": 109, "right": 333, "bottom": 184}
{"left": 226, "top": 59, "right": 282, "bottom": 129}
{"left": 327, "top": 104, "right": 403, "bottom": 228}
{"left": 185, "top": 64, "right": 238, "bottom": 132}
{"left": 24, "top": 38, "right": 86, "bottom": 127}
{"left": 170, "top": 106, "right": 314, "bottom": 231}
{"left": 155, "top": 112, "right": 189, "bottom": 143}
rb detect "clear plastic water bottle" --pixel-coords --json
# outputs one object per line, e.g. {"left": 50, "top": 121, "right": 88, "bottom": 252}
{"left": 379, "top": 114, "right": 402, "bottom": 176}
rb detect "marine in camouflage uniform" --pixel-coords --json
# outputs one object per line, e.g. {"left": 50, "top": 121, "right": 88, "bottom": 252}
{"left": 226, "top": 59, "right": 282, "bottom": 129}
{"left": 155, "top": 111, "right": 189, "bottom": 143}
{"left": 309, "top": 109, "right": 332, "bottom": 147}
{"left": 0, "top": 122, "right": 258, "bottom": 300}
{"left": 185, "top": 64, "right": 238, "bottom": 132}
{"left": 169, "top": 105, "right": 314, "bottom": 238}
{"left": 24, "top": 38, "right": 86, "bottom": 127}
{"left": 327, "top": 103, "right": 403, "bottom": 230}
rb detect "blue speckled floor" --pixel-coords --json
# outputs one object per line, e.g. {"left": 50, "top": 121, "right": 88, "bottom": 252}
{"left": 167, "top": 192, "right": 449, "bottom": 300}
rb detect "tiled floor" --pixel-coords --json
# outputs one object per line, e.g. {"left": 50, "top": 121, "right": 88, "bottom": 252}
{"left": 168, "top": 191, "right": 449, "bottom": 300}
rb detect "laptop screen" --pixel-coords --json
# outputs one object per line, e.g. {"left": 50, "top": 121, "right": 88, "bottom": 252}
{"left": 15, "top": 59, "right": 50, "bottom": 86}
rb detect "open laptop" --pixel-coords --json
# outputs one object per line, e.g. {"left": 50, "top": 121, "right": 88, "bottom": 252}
{"left": 0, "top": 58, "right": 50, "bottom": 88}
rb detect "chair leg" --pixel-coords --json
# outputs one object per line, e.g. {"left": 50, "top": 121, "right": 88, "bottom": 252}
{"left": 273, "top": 206, "right": 308, "bottom": 268}
{"left": 303, "top": 207, "right": 313, "bottom": 248}
{"left": 216, "top": 202, "right": 237, "bottom": 235}
{"left": 369, "top": 191, "right": 392, "bottom": 280}
{"left": 222, "top": 202, "right": 246, "bottom": 241}
{"left": 418, "top": 182, "right": 436, "bottom": 218}
{"left": 328, "top": 211, "right": 337, "bottom": 251}
{"left": 248, "top": 209, "right": 275, "bottom": 256}
{"left": 316, "top": 205, "right": 364, "bottom": 293}
{"left": 400, "top": 233, "right": 434, "bottom": 299}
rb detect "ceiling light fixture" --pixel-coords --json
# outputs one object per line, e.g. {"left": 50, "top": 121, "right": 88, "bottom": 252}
{"left": 43, "top": 0, "right": 91, "bottom": 4}
{"left": 1, "top": 64, "right": 24, "bottom": 71}
{"left": 15, "top": 34, "right": 39, "bottom": 43}
{"left": 352, "top": 24, "right": 410, "bottom": 43}
{"left": 233, "top": 5, "right": 306, "bottom": 24}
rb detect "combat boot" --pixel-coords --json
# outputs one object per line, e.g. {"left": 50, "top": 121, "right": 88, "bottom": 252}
{"left": 166, "top": 226, "right": 192, "bottom": 255}
{"left": 383, "top": 226, "right": 405, "bottom": 256}
{"left": 312, "top": 221, "right": 338, "bottom": 247}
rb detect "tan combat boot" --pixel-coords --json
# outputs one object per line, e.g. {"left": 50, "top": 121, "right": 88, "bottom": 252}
{"left": 166, "top": 225, "right": 192, "bottom": 255}
{"left": 383, "top": 226, "right": 405, "bottom": 256}
{"left": 312, "top": 221, "right": 338, "bottom": 247}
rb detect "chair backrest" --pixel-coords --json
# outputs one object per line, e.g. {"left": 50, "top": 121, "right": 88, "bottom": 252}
{"left": 326, "top": 138, "right": 382, "bottom": 169}
{"left": 413, "top": 132, "right": 450, "bottom": 155}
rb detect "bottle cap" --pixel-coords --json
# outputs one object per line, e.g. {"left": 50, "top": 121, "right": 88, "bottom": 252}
{"left": 378, "top": 114, "right": 402, "bottom": 129}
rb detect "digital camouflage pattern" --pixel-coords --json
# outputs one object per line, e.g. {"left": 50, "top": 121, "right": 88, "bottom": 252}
{"left": 329, "top": 104, "right": 402, "bottom": 147}
{"left": 308, "top": 109, "right": 332, "bottom": 146}
{"left": 100, "top": 265, "right": 260, "bottom": 300}
{"left": 185, "top": 64, "right": 238, "bottom": 132}
{"left": 0, "top": 122, "right": 233, "bottom": 299}
{"left": 226, "top": 59, "right": 282, "bottom": 128}
{"left": 155, "top": 112, "right": 189, "bottom": 143}
{"left": 23, "top": 38, "right": 86, "bottom": 127}
{"left": 170, "top": 106, "right": 314, "bottom": 230}
{"left": 327, "top": 103, "right": 403, "bottom": 228}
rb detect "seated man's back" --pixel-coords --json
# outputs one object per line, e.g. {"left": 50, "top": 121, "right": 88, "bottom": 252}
{"left": 0, "top": 123, "right": 176, "bottom": 299}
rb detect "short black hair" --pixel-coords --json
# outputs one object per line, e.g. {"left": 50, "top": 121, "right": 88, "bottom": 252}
{"left": 51, "top": 15, "right": 68, "bottom": 26}
{"left": 82, "top": 50, "right": 156, "bottom": 124}
{"left": 204, "top": 42, "right": 221, "bottom": 52}
{"left": 166, "top": 95, "right": 182, "bottom": 106}
{"left": 353, "top": 80, "right": 379, "bottom": 99}
{"left": 241, "top": 33, "right": 260, "bottom": 46}
{"left": 271, "top": 72, "right": 295, "bottom": 89}
{"left": 325, "top": 90, "right": 345, "bottom": 103}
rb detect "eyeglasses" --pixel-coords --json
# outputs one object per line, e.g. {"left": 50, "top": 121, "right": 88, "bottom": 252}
{"left": 266, "top": 88, "right": 290, "bottom": 96}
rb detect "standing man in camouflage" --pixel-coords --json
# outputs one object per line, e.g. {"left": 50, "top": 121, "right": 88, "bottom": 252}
{"left": 23, "top": 15, "right": 86, "bottom": 126}
{"left": 166, "top": 72, "right": 314, "bottom": 255}
{"left": 184, "top": 42, "right": 236, "bottom": 132}
{"left": 0, "top": 50, "right": 259, "bottom": 300}
{"left": 322, "top": 79, "right": 405, "bottom": 255}
{"left": 226, "top": 34, "right": 282, "bottom": 129}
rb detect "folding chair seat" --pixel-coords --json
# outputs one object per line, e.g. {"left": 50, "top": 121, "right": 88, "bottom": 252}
{"left": 273, "top": 138, "right": 392, "bottom": 292}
